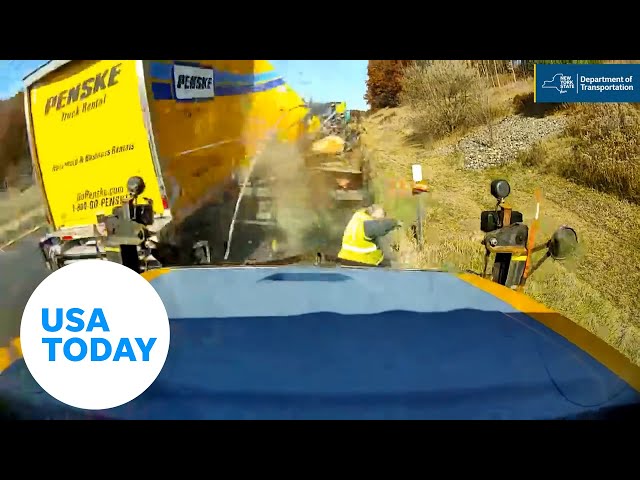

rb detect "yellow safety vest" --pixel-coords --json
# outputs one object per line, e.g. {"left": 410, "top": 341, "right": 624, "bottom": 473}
{"left": 308, "top": 115, "right": 321, "bottom": 134}
{"left": 338, "top": 209, "right": 384, "bottom": 266}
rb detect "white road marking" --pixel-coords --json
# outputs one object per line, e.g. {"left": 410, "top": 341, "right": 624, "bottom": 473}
{"left": 0, "top": 224, "right": 44, "bottom": 252}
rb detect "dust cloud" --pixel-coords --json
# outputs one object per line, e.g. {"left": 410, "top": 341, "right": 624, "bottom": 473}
{"left": 154, "top": 132, "right": 356, "bottom": 266}
{"left": 247, "top": 139, "right": 330, "bottom": 259}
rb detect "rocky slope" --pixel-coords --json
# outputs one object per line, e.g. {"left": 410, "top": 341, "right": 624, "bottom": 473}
{"left": 458, "top": 115, "right": 568, "bottom": 169}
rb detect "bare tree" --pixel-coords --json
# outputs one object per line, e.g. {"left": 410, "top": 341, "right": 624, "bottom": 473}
{"left": 492, "top": 60, "right": 501, "bottom": 88}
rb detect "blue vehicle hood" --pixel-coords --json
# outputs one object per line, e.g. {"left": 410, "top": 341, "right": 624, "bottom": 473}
{"left": 1, "top": 266, "right": 639, "bottom": 419}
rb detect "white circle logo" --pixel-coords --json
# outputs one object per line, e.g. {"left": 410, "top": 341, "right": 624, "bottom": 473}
{"left": 20, "top": 260, "right": 170, "bottom": 410}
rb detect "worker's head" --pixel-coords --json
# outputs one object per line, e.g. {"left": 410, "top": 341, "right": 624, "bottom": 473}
{"left": 366, "top": 204, "right": 385, "bottom": 219}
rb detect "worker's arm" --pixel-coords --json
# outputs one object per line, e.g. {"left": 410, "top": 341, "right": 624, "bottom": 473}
{"left": 363, "top": 219, "right": 399, "bottom": 240}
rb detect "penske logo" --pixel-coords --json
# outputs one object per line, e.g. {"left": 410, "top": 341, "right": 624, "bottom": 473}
{"left": 172, "top": 64, "right": 215, "bottom": 101}
{"left": 176, "top": 74, "right": 213, "bottom": 91}
{"left": 44, "top": 63, "right": 122, "bottom": 115}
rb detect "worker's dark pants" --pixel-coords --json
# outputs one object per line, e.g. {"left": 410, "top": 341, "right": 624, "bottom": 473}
{"left": 339, "top": 257, "right": 392, "bottom": 268}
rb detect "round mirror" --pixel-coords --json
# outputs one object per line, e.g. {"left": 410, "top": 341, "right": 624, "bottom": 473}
{"left": 490, "top": 179, "right": 511, "bottom": 200}
{"left": 548, "top": 226, "right": 578, "bottom": 260}
{"left": 127, "top": 176, "right": 146, "bottom": 196}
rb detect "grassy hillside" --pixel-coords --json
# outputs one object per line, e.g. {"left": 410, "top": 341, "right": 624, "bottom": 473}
{"left": 0, "top": 187, "right": 44, "bottom": 246}
{"left": 0, "top": 91, "right": 40, "bottom": 245}
{"left": 363, "top": 61, "right": 640, "bottom": 365}
{"left": 0, "top": 92, "right": 29, "bottom": 185}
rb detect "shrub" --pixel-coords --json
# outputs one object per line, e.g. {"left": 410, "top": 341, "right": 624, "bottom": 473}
{"left": 400, "top": 60, "right": 490, "bottom": 140}
{"left": 562, "top": 103, "right": 640, "bottom": 204}
{"left": 517, "top": 141, "right": 549, "bottom": 168}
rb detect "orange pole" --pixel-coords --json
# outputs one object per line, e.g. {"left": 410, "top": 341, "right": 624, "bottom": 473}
{"left": 521, "top": 188, "right": 542, "bottom": 288}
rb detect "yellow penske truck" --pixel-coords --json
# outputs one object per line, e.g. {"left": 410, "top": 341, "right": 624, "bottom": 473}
{"left": 23, "top": 60, "right": 310, "bottom": 271}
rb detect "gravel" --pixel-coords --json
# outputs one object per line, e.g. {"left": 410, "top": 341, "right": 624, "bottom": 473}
{"left": 458, "top": 115, "right": 568, "bottom": 169}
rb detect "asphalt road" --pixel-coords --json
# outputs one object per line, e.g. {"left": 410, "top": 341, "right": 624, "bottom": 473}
{"left": 0, "top": 228, "right": 48, "bottom": 347}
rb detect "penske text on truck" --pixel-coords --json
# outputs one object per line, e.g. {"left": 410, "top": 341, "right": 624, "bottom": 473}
{"left": 28, "top": 60, "right": 165, "bottom": 229}
{"left": 23, "top": 60, "right": 309, "bottom": 270}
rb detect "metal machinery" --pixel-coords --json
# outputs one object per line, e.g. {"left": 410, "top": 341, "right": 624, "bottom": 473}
{"left": 96, "top": 176, "right": 210, "bottom": 273}
{"left": 480, "top": 179, "right": 578, "bottom": 289}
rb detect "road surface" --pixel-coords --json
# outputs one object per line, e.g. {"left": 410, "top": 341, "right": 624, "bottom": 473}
{"left": 0, "top": 228, "right": 48, "bottom": 347}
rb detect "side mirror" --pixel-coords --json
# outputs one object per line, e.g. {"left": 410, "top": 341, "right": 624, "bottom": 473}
{"left": 127, "top": 176, "right": 146, "bottom": 197}
{"left": 490, "top": 179, "right": 511, "bottom": 201}
{"left": 548, "top": 226, "right": 578, "bottom": 260}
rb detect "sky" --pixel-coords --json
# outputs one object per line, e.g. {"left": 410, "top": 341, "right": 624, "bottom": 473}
{"left": 0, "top": 60, "right": 369, "bottom": 110}
{"left": 0, "top": 60, "right": 48, "bottom": 99}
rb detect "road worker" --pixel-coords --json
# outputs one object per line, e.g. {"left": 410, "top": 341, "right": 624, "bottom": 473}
{"left": 337, "top": 204, "right": 401, "bottom": 267}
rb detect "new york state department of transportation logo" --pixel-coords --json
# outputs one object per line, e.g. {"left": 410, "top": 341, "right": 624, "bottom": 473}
{"left": 541, "top": 73, "right": 574, "bottom": 94}
{"left": 535, "top": 63, "right": 640, "bottom": 103}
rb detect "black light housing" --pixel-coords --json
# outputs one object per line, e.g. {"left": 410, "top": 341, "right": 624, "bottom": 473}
{"left": 127, "top": 176, "right": 146, "bottom": 197}
{"left": 548, "top": 226, "right": 578, "bottom": 260}
{"left": 490, "top": 179, "right": 511, "bottom": 201}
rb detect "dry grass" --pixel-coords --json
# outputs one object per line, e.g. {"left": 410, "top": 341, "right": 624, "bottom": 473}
{"left": 564, "top": 103, "right": 640, "bottom": 204}
{"left": 0, "top": 187, "right": 45, "bottom": 245}
{"left": 516, "top": 103, "right": 640, "bottom": 205}
{"left": 361, "top": 106, "right": 640, "bottom": 366}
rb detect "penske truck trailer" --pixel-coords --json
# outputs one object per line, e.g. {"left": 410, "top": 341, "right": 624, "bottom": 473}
{"left": 23, "top": 60, "right": 310, "bottom": 270}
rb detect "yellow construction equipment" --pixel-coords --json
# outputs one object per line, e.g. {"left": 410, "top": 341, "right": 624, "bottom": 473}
{"left": 311, "top": 135, "right": 346, "bottom": 155}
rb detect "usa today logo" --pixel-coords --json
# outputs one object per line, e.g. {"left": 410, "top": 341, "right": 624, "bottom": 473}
{"left": 20, "top": 260, "right": 170, "bottom": 410}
